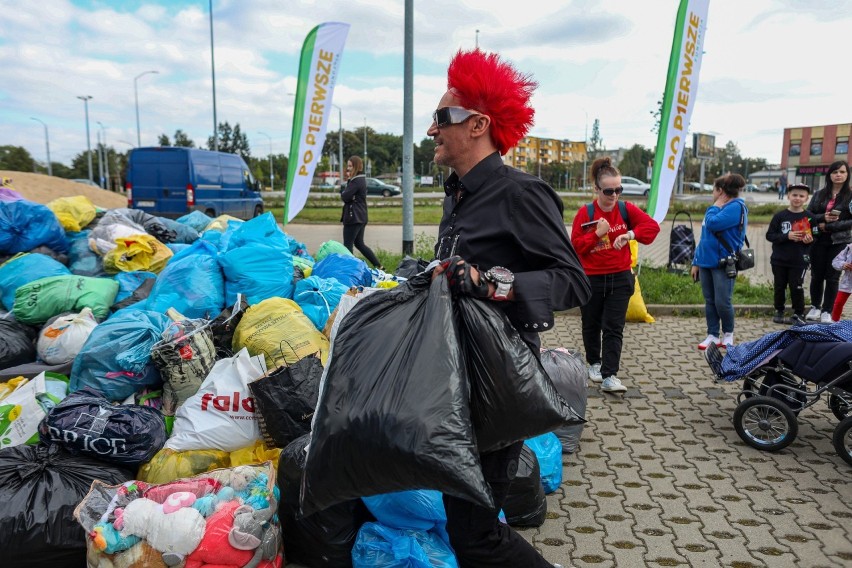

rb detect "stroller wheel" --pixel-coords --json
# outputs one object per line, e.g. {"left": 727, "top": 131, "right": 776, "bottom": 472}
{"left": 828, "top": 392, "right": 852, "bottom": 421}
{"left": 743, "top": 371, "right": 806, "bottom": 414}
{"left": 734, "top": 396, "right": 798, "bottom": 452}
{"left": 832, "top": 416, "right": 852, "bottom": 467}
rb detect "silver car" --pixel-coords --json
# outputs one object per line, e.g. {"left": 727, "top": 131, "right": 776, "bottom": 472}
{"left": 620, "top": 176, "right": 651, "bottom": 196}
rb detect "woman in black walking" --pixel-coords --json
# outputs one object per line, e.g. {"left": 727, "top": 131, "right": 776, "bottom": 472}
{"left": 340, "top": 155, "right": 383, "bottom": 269}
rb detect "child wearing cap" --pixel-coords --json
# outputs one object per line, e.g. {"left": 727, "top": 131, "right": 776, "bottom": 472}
{"left": 765, "top": 183, "right": 814, "bottom": 325}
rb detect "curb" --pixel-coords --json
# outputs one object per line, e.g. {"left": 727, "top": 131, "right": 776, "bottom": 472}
{"left": 556, "top": 304, "right": 776, "bottom": 317}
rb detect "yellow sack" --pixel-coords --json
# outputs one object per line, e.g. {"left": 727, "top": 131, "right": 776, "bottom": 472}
{"left": 233, "top": 297, "right": 330, "bottom": 368}
{"left": 0, "top": 376, "right": 28, "bottom": 402}
{"left": 629, "top": 239, "right": 639, "bottom": 268}
{"left": 103, "top": 234, "right": 173, "bottom": 274}
{"left": 230, "top": 441, "right": 282, "bottom": 468}
{"left": 626, "top": 277, "right": 655, "bottom": 323}
{"left": 46, "top": 196, "right": 97, "bottom": 232}
{"left": 375, "top": 280, "right": 399, "bottom": 289}
{"left": 137, "top": 448, "right": 230, "bottom": 484}
{"left": 204, "top": 214, "right": 242, "bottom": 233}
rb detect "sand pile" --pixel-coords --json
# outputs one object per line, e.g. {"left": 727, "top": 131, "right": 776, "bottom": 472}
{"left": 0, "top": 170, "right": 127, "bottom": 209}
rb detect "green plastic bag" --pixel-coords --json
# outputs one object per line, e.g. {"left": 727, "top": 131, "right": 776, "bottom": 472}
{"left": 13, "top": 275, "right": 119, "bottom": 324}
{"left": 315, "top": 240, "right": 353, "bottom": 262}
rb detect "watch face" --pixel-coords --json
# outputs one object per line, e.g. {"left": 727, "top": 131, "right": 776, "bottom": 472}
{"left": 488, "top": 266, "right": 514, "bottom": 284}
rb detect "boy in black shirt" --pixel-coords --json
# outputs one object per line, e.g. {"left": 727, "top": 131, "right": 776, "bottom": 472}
{"left": 766, "top": 183, "right": 813, "bottom": 324}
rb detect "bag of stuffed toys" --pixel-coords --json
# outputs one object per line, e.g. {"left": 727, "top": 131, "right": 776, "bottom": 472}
{"left": 74, "top": 462, "right": 283, "bottom": 568}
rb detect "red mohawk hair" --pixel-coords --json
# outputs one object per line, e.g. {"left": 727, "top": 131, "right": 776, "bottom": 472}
{"left": 447, "top": 49, "right": 537, "bottom": 155}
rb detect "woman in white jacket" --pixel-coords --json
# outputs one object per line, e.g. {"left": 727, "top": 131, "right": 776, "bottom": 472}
{"left": 829, "top": 243, "right": 852, "bottom": 322}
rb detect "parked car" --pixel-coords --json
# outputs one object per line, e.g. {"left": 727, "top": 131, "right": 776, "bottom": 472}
{"left": 620, "top": 176, "right": 651, "bottom": 196}
{"left": 71, "top": 178, "right": 100, "bottom": 187}
{"left": 684, "top": 182, "right": 714, "bottom": 192}
{"left": 366, "top": 178, "right": 401, "bottom": 197}
{"left": 745, "top": 183, "right": 759, "bottom": 192}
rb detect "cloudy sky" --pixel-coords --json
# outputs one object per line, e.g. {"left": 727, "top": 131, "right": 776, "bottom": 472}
{"left": 1, "top": 0, "right": 849, "bottom": 169}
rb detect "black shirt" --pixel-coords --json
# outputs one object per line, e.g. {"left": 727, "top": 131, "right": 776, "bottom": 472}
{"left": 766, "top": 209, "right": 812, "bottom": 268}
{"left": 340, "top": 175, "right": 368, "bottom": 225}
{"left": 435, "top": 152, "right": 590, "bottom": 345}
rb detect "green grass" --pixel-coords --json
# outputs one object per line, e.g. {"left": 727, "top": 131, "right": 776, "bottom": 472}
{"left": 636, "top": 266, "right": 774, "bottom": 305}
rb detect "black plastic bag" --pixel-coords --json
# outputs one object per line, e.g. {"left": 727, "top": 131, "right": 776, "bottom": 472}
{"left": 250, "top": 354, "right": 323, "bottom": 448}
{"left": 394, "top": 255, "right": 430, "bottom": 279}
{"left": 503, "top": 444, "right": 547, "bottom": 527}
{"left": 303, "top": 274, "right": 491, "bottom": 516}
{"left": 209, "top": 294, "right": 249, "bottom": 358}
{"left": 455, "top": 297, "right": 585, "bottom": 453}
{"left": 541, "top": 348, "right": 588, "bottom": 453}
{"left": 38, "top": 387, "right": 167, "bottom": 466}
{"left": 0, "top": 315, "right": 37, "bottom": 369}
{"left": 0, "top": 443, "right": 134, "bottom": 568}
{"left": 279, "top": 434, "right": 373, "bottom": 567}
{"left": 0, "top": 359, "right": 72, "bottom": 381}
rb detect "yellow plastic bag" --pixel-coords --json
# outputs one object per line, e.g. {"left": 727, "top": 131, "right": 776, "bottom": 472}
{"left": 230, "top": 441, "right": 282, "bottom": 468}
{"left": 233, "top": 297, "right": 329, "bottom": 368}
{"left": 47, "top": 196, "right": 97, "bottom": 232}
{"left": 629, "top": 239, "right": 639, "bottom": 268}
{"left": 103, "top": 234, "right": 173, "bottom": 274}
{"left": 0, "top": 376, "right": 28, "bottom": 402}
{"left": 137, "top": 448, "right": 230, "bottom": 484}
{"left": 204, "top": 214, "right": 242, "bottom": 233}
{"left": 626, "top": 277, "right": 655, "bottom": 323}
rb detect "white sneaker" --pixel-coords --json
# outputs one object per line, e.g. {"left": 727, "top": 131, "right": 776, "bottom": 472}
{"left": 821, "top": 311, "right": 833, "bottom": 323}
{"left": 588, "top": 362, "right": 602, "bottom": 383}
{"left": 697, "top": 335, "right": 720, "bottom": 351}
{"left": 806, "top": 307, "right": 821, "bottom": 321}
{"left": 600, "top": 376, "right": 627, "bottom": 393}
{"left": 722, "top": 332, "right": 734, "bottom": 349}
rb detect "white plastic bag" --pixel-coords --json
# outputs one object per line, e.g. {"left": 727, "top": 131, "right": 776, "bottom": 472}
{"left": 165, "top": 347, "right": 266, "bottom": 452}
{"left": 36, "top": 307, "right": 99, "bottom": 364}
{"left": 0, "top": 372, "right": 47, "bottom": 449}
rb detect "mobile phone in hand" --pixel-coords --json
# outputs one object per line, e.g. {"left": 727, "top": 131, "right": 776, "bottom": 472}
{"left": 580, "top": 220, "right": 598, "bottom": 229}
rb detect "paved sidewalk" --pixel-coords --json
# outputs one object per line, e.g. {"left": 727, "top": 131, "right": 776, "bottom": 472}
{"left": 524, "top": 314, "right": 852, "bottom": 568}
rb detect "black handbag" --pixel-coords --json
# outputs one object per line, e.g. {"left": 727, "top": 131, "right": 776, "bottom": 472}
{"left": 714, "top": 204, "right": 754, "bottom": 271}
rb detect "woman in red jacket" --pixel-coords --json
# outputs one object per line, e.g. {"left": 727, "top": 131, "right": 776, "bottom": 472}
{"left": 571, "top": 157, "right": 660, "bottom": 393}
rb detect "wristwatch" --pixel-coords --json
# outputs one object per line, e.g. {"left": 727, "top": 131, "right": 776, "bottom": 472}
{"left": 483, "top": 266, "right": 514, "bottom": 301}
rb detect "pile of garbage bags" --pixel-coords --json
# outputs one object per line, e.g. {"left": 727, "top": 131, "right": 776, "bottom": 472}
{"left": 0, "top": 194, "right": 588, "bottom": 567}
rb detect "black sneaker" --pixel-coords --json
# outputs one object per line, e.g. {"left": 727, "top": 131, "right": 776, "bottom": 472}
{"left": 772, "top": 311, "right": 785, "bottom": 324}
{"left": 789, "top": 314, "right": 807, "bottom": 327}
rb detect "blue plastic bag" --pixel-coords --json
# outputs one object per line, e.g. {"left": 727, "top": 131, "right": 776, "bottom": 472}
{"left": 294, "top": 275, "right": 349, "bottom": 331}
{"left": 113, "top": 271, "right": 157, "bottom": 303}
{"left": 0, "top": 200, "right": 68, "bottom": 254}
{"left": 175, "top": 210, "right": 212, "bottom": 233}
{"left": 66, "top": 230, "right": 106, "bottom": 277}
{"left": 0, "top": 253, "right": 70, "bottom": 310}
{"left": 166, "top": 243, "right": 191, "bottom": 255}
{"left": 70, "top": 309, "right": 170, "bottom": 401}
{"left": 225, "top": 212, "right": 289, "bottom": 252}
{"left": 219, "top": 244, "right": 294, "bottom": 305}
{"left": 312, "top": 253, "right": 372, "bottom": 287}
{"left": 159, "top": 217, "right": 199, "bottom": 244}
{"left": 524, "top": 432, "right": 563, "bottom": 494}
{"left": 145, "top": 240, "right": 225, "bottom": 318}
{"left": 352, "top": 523, "right": 458, "bottom": 568}
{"left": 362, "top": 490, "right": 449, "bottom": 545}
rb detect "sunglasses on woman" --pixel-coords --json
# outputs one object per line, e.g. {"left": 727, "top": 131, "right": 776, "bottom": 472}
{"left": 598, "top": 186, "right": 624, "bottom": 196}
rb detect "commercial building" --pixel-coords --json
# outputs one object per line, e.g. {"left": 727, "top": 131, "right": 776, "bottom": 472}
{"left": 782, "top": 123, "right": 851, "bottom": 189}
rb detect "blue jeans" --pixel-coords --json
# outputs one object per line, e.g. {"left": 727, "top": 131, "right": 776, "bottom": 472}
{"left": 699, "top": 266, "right": 735, "bottom": 336}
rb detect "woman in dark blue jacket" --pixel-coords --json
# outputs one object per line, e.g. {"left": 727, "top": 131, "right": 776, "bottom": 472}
{"left": 691, "top": 174, "right": 748, "bottom": 350}
{"left": 340, "top": 155, "right": 383, "bottom": 269}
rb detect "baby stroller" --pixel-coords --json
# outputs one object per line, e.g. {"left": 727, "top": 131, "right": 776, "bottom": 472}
{"left": 704, "top": 322, "right": 852, "bottom": 466}
{"left": 667, "top": 211, "right": 696, "bottom": 274}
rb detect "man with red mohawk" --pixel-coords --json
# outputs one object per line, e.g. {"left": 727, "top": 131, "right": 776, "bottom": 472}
{"left": 431, "top": 49, "right": 589, "bottom": 567}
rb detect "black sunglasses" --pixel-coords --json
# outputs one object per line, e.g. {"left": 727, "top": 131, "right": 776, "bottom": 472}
{"left": 598, "top": 186, "right": 624, "bottom": 196}
{"left": 432, "top": 107, "right": 479, "bottom": 128}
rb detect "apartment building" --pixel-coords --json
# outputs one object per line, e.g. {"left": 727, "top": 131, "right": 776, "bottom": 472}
{"left": 782, "top": 123, "right": 852, "bottom": 189}
{"left": 502, "top": 136, "right": 587, "bottom": 169}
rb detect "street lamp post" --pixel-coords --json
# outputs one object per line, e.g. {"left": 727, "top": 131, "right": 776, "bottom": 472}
{"left": 258, "top": 131, "right": 273, "bottom": 191}
{"left": 96, "top": 128, "right": 104, "bottom": 188}
{"left": 29, "top": 117, "right": 52, "bottom": 176}
{"left": 331, "top": 104, "right": 343, "bottom": 184}
{"left": 77, "top": 95, "right": 93, "bottom": 183}
{"left": 583, "top": 110, "right": 588, "bottom": 190}
{"left": 98, "top": 121, "right": 110, "bottom": 190}
{"left": 363, "top": 117, "right": 368, "bottom": 176}
{"left": 134, "top": 70, "right": 158, "bottom": 147}
{"left": 209, "top": 0, "right": 218, "bottom": 151}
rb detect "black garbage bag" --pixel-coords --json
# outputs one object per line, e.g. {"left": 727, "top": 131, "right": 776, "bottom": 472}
{"left": 455, "top": 297, "right": 585, "bottom": 453}
{"left": 111, "top": 276, "right": 156, "bottom": 312}
{"left": 249, "top": 354, "right": 323, "bottom": 448}
{"left": 209, "top": 294, "right": 249, "bottom": 358}
{"left": 38, "top": 387, "right": 167, "bottom": 466}
{"left": 113, "top": 207, "right": 177, "bottom": 243}
{"left": 279, "top": 434, "right": 373, "bottom": 567}
{"left": 0, "top": 314, "right": 37, "bottom": 369}
{"left": 302, "top": 274, "right": 491, "bottom": 516}
{"left": 503, "top": 444, "right": 547, "bottom": 527}
{"left": 541, "top": 348, "right": 588, "bottom": 453}
{"left": 394, "top": 255, "right": 430, "bottom": 279}
{"left": 0, "top": 443, "right": 134, "bottom": 568}
{"left": 0, "top": 359, "right": 73, "bottom": 381}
